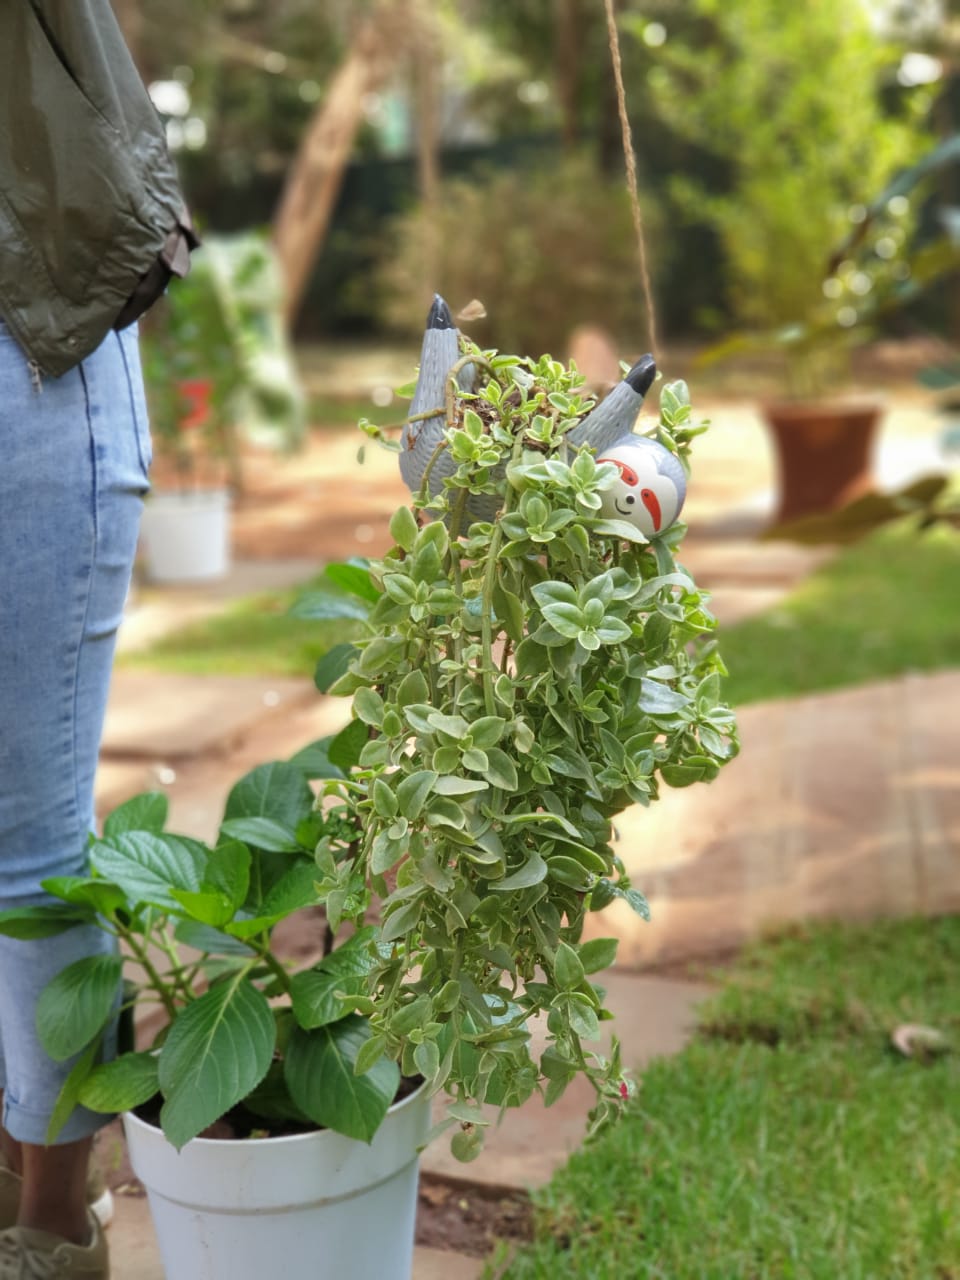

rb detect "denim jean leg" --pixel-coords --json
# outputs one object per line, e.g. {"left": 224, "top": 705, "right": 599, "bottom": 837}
{"left": 0, "top": 324, "right": 150, "bottom": 1144}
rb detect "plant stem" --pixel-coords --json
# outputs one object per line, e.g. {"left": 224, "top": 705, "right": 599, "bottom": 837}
{"left": 252, "top": 944, "right": 292, "bottom": 994}
{"left": 479, "top": 523, "right": 504, "bottom": 716}
{"left": 116, "top": 926, "right": 179, "bottom": 1021}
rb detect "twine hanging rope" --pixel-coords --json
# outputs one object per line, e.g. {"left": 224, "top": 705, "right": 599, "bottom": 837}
{"left": 602, "top": 0, "right": 660, "bottom": 361}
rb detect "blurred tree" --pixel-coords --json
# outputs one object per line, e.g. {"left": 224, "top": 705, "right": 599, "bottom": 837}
{"left": 273, "top": 0, "right": 414, "bottom": 321}
{"left": 375, "top": 154, "right": 658, "bottom": 356}
{"left": 635, "top": 0, "right": 932, "bottom": 343}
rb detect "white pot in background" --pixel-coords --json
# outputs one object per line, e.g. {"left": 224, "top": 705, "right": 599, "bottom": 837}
{"left": 122, "top": 1086, "right": 431, "bottom": 1280}
{"left": 139, "top": 489, "right": 231, "bottom": 583}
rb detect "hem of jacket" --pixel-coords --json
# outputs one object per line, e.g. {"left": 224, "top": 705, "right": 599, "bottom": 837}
{"left": 0, "top": 165, "right": 181, "bottom": 377}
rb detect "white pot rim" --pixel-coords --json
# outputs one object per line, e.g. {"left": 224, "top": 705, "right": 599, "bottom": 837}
{"left": 122, "top": 1078, "right": 427, "bottom": 1150}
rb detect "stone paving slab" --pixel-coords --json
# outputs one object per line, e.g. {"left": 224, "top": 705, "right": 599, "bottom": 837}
{"left": 678, "top": 538, "right": 835, "bottom": 585}
{"left": 94, "top": 761, "right": 159, "bottom": 817}
{"left": 108, "top": 1195, "right": 164, "bottom": 1280}
{"left": 421, "top": 972, "right": 711, "bottom": 1189}
{"left": 96, "top": 692, "right": 350, "bottom": 843}
{"left": 413, "top": 1248, "right": 484, "bottom": 1279}
{"left": 702, "top": 584, "right": 792, "bottom": 627}
{"left": 582, "top": 670, "right": 960, "bottom": 967}
{"left": 100, "top": 672, "right": 318, "bottom": 761}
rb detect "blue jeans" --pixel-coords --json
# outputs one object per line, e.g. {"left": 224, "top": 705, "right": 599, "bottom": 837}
{"left": 0, "top": 322, "right": 150, "bottom": 1143}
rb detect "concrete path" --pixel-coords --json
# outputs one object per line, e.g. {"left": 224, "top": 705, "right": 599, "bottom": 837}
{"left": 585, "top": 670, "right": 960, "bottom": 966}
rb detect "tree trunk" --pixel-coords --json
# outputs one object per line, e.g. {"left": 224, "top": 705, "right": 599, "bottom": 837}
{"left": 273, "top": 1, "right": 409, "bottom": 325}
{"left": 555, "top": 0, "right": 584, "bottom": 150}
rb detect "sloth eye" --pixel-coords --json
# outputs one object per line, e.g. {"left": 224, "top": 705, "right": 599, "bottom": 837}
{"left": 599, "top": 458, "right": 639, "bottom": 486}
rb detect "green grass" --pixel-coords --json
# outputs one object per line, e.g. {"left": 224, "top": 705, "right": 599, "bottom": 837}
{"left": 492, "top": 916, "right": 960, "bottom": 1280}
{"left": 122, "top": 576, "right": 355, "bottom": 678}
{"left": 128, "top": 518, "right": 960, "bottom": 696}
{"left": 307, "top": 395, "right": 400, "bottom": 432}
{"left": 719, "top": 520, "right": 960, "bottom": 705}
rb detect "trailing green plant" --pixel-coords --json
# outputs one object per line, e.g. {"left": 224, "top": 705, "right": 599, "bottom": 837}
{"left": 295, "top": 348, "right": 738, "bottom": 1153}
{"left": 0, "top": 346, "right": 737, "bottom": 1158}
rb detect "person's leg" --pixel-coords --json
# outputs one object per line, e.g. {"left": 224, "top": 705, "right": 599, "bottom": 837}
{"left": 0, "top": 323, "right": 150, "bottom": 1251}
{"left": 0, "top": 1108, "right": 18, "bottom": 1177}
{"left": 17, "top": 1139, "right": 93, "bottom": 1244}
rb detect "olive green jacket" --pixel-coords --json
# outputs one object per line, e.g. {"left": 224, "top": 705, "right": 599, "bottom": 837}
{"left": 0, "top": 0, "right": 187, "bottom": 376}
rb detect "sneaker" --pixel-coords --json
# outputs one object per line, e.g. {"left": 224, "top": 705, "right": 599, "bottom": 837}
{"left": 0, "top": 1158, "right": 113, "bottom": 1232}
{"left": 0, "top": 1212, "right": 108, "bottom": 1278}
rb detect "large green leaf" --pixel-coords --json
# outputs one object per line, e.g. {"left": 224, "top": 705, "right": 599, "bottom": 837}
{"left": 327, "top": 719, "right": 369, "bottom": 773}
{"left": 313, "top": 645, "right": 359, "bottom": 696}
{"left": 289, "top": 591, "right": 370, "bottom": 621}
{"left": 89, "top": 832, "right": 206, "bottom": 912}
{"left": 204, "top": 841, "right": 251, "bottom": 909}
{"left": 103, "top": 792, "right": 169, "bottom": 838}
{"left": 491, "top": 851, "right": 548, "bottom": 892}
{"left": 37, "top": 954, "right": 123, "bottom": 1061}
{"left": 223, "top": 762, "right": 315, "bottom": 827}
{"left": 324, "top": 559, "right": 380, "bottom": 603}
{"left": 0, "top": 903, "right": 91, "bottom": 939}
{"left": 289, "top": 931, "right": 376, "bottom": 1030}
{"left": 171, "top": 889, "right": 235, "bottom": 928}
{"left": 219, "top": 817, "right": 302, "bottom": 853}
{"left": 158, "top": 976, "right": 276, "bottom": 1149}
{"left": 40, "top": 878, "right": 127, "bottom": 918}
{"left": 285, "top": 1015, "right": 399, "bottom": 1142}
{"left": 225, "top": 861, "right": 319, "bottom": 938}
{"left": 78, "top": 1052, "right": 160, "bottom": 1114}
{"left": 46, "top": 1039, "right": 100, "bottom": 1143}
{"left": 242, "top": 1060, "right": 311, "bottom": 1126}
{"left": 638, "top": 679, "right": 690, "bottom": 716}
{"left": 174, "top": 920, "right": 256, "bottom": 957}
{"left": 288, "top": 736, "right": 346, "bottom": 779}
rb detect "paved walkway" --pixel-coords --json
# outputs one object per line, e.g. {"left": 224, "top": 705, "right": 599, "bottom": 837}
{"left": 91, "top": 386, "right": 956, "bottom": 1278}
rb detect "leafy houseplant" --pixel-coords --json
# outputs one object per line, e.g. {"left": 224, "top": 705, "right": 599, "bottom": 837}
{"left": 635, "top": 0, "right": 930, "bottom": 522}
{"left": 138, "top": 231, "right": 306, "bottom": 582}
{"left": 0, "top": 344, "right": 737, "bottom": 1274}
{"left": 637, "top": 0, "right": 930, "bottom": 395}
{"left": 141, "top": 230, "right": 306, "bottom": 492}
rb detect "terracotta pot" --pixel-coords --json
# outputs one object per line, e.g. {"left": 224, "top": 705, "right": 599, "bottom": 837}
{"left": 761, "top": 397, "right": 884, "bottom": 524}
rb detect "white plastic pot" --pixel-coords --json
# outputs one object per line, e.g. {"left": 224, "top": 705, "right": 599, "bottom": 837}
{"left": 123, "top": 1085, "right": 431, "bottom": 1280}
{"left": 139, "top": 489, "right": 231, "bottom": 583}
